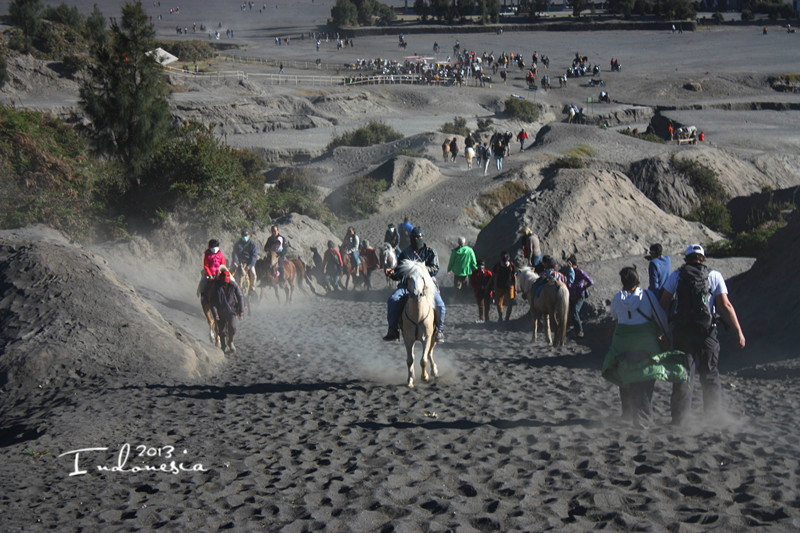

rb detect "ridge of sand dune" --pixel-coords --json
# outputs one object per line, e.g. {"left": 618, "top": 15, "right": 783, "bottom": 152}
{"left": 0, "top": 228, "right": 223, "bottom": 407}
{"left": 475, "top": 168, "right": 721, "bottom": 264}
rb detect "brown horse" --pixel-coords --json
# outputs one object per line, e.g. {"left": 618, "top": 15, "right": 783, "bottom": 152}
{"left": 255, "top": 252, "right": 306, "bottom": 303}
{"left": 201, "top": 282, "right": 221, "bottom": 347}
{"left": 228, "top": 264, "right": 252, "bottom": 315}
{"left": 339, "top": 246, "right": 362, "bottom": 290}
{"left": 441, "top": 140, "right": 450, "bottom": 163}
{"left": 518, "top": 267, "right": 569, "bottom": 347}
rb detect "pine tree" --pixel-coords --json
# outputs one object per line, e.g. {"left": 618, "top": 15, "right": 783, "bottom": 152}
{"left": 79, "top": 1, "right": 171, "bottom": 184}
{"left": 8, "top": 0, "right": 43, "bottom": 53}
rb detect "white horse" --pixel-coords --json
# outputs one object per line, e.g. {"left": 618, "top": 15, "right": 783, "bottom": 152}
{"left": 465, "top": 146, "right": 475, "bottom": 169}
{"left": 517, "top": 267, "right": 570, "bottom": 347}
{"left": 378, "top": 242, "right": 398, "bottom": 287}
{"left": 396, "top": 260, "right": 439, "bottom": 387}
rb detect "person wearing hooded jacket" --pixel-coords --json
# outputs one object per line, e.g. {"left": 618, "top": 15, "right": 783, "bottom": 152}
{"left": 232, "top": 230, "right": 258, "bottom": 293}
{"left": 211, "top": 268, "right": 244, "bottom": 353}
{"left": 198, "top": 238, "right": 226, "bottom": 302}
{"left": 382, "top": 227, "right": 446, "bottom": 342}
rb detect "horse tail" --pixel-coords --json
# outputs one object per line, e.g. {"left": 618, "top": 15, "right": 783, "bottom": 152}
{"left": 555, "top": 284, "right": 569, "bottom": 347}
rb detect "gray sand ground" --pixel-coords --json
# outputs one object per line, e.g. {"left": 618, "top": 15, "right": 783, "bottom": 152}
{"left": 1, "top": 2, "right": 800, "bottom": 531}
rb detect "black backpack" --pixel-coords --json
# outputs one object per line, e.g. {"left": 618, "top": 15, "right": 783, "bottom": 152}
{"left": 674, "top": 263, "right": 713, "bottom": 334}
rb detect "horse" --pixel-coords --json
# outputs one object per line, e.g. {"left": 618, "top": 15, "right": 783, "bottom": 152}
{"left": 358, "top": 246, "right": 381, "bottom": 290}
{"left": 378, "top": 243, "right": 398, "bottom": 287}
{"left": 339, "top": 246, "right": 363, "bottom": 290}
{"left": 441, "top": 140, "right": 450, "bottom": 163}
{"left": 255, "top": 252, "right": 304, "bottom": 303}
{"left": 228, "top": 263, "right": 253, "bottom": 314}
{"left": 465, "top": 146, "right": 475, "bottom": 169}
{"left": 200, "top": 277, "right": 221, "bottom": 347}
{"left": 396, "top": 260, "right": 439, "bottom": 387}
{"left": 517, "top": 267, "right": 569, "bottom": 347}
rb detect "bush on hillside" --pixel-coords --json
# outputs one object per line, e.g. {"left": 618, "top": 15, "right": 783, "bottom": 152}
{"left": 156, "top": 40, "right": 215, "bottom": 62}
{"left": 686, "top": 199, "right": 732, "bottom": 234}
{"left": 550, "top": 155, "right": 585, "bottom": 169}
{"left": 336, "top": 175, "right": 390, "bottom": 220}
{"left": 670, "top": 155, "right": 728, "bottom": 203}
{"left": 705, "top": 221, "right": 786, "bottom": 257}
{"left": 440, "top": 116, "right": 470, "bottom": 137}
{"left": 476, "top": 180, "right": 529, "bottom": 218}
{"left": 0, "top": 104, "right": 115, "bottom": 240}
{"left": 504, "top": 97, "right": 539, "bottom": 122}
{"left": 327, "top": 120, "right": 403, "bottom": 150}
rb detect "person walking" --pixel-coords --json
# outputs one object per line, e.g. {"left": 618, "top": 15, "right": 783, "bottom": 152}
{"left": 469, "top": 260, "right": 493, "bottom": 323}
{"left": 519, "top": 227, "right": 542, "bottom": 268}
{"left": 564, "top": 255, "right": 593, "bottom": 338}
{"left": 446, "top": 237, "right": 477, "bottom": 303}
{"left": 659, "top": 244, "right": 746, "bottom": 426}
{"left": 211, "top": 269, "right": 244, "bottom": 353}
{"left": 603, "top": 265, "right": 686, "bottom": 429}
{"left": 516, "top": 129, "right": 529, "bottom": 152}
{"left": 646, "top": 243, "right": 671, "bottom": 298}
{"left": 493, "top": 252, "right": 516, "bottom": 322}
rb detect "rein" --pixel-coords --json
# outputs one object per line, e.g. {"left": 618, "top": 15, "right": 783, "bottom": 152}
{"left": 403, "top": 280, "right": 432, "bottom": 339}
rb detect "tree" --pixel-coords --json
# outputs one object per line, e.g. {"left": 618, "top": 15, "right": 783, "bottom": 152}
{"left": 487, "top": 0, "right": 501, "bottom": 22}
{"left": 8, "top": 0, "right": 43, "bottom": 53}
{"left": 414, "top": 0, "right": 429, "bottom": 20}
{"left": 331, "top": 0, "right": 358, "bottom": 26}
{"left": 457, "top": 0, "right": 476, "bottom": 20}
{"left": 80, "top": 1, "right": 171, "bottom": 183}
{"left": 84, "top": 4, "right": 108, "bottom": 48}
{"left": 571, "top": 0, "right": 589, "bottom": 16}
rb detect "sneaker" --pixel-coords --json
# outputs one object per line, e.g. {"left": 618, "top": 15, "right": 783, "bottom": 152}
{"left": 577, "top": 331, "right": 584, "bottom": 338}
{"left": 382, "top": 330, "right": 400, "bottom": 341}
{"left": 475, "top": 319, "right": 485, "bottom": 324}
{"left": 435, "top": 331, "right": 444, "bottom": 342}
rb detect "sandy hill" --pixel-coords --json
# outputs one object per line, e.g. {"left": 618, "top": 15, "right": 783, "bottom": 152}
{"left": 0, "top": 227, "right": 222, "bottom": 411}
{"left": 474, "top": 168, "right": 720, "bottom": 265}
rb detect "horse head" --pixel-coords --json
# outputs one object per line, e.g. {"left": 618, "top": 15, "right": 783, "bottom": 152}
{"left": 397, "top": 260, "right": 434, "bottom": 302}
{"left": 517, "top": 267, "right": 539, "bottom": 295}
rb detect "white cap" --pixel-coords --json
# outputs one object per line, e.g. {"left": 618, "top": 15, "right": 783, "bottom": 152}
{"left": 685, "top": 244, "right": 705, "bottom": 257}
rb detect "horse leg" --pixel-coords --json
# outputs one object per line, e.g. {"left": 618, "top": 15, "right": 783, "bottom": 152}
{"left": 530, "top": 308, "right": 538, "bottom": 342}
{"left": 426, "top": 336, "right": 439, "bottom": 379}
{"left": 545, "top": 314, "right": 553, "bottom": 345}
{"left": 287, "top": 281, "right": 293, "bottom": 303}
{"left": 406, "top": 338, "right": 416, "bottom": 388}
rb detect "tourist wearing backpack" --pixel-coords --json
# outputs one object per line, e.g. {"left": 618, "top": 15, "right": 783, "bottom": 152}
{"left": 659, "top": 244, "right": 746, "bottom": 426}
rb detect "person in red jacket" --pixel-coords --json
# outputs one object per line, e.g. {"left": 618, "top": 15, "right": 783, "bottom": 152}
{"left": 198, "top": 238, "right": 226, "bottom": 302}
{"left": 469, "top": 260, "right": 493, "bottom": 323}
{"left": 516, "top": 129, "right": 529, "bottom": 152}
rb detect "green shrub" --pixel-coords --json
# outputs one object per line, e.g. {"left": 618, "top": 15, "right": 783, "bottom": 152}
{"left": 440, "top": 116, "right": 470, "bottom": 137}
{"left": 327, "top": 120, "right": 403, "bottom": 150}
{"left": 711, "top": 11, "right": 724, "bottom": 23}
{"left": 60, "top": 54, "right": 88, "bottom": 76}
{"left": 338, "top": 175, "right": 390, "bottom": 219}
{"left": 686, "top": 199, "right": 732, "bottom": 234}
{"left": 670, "top": 155, "right": 728, "bottom": 202}
{"left": 619, "top": 128, "right": 668, "bottom": 143}
{"left": 476, "top": 180, "right": 529, "bottom": 218}
{"left": 43, "top": 2, "right": 82, "bottom": 29}
{"left": 741, "top": 9, "right": 754, "bottom": 20}
{"left": 476, "top": 117, "right": 493, "bottom": 131}
{"left": 705, "top": 221, "right": 785, "bottom": 257}
{"left": 504, "top": 97, "right": 539, "bottom": 122}
{"left": 551, "top": 155, "right": 585, "bottom": 169}
{"left": 0, "top": 54, "right": 7, "bottom": 89}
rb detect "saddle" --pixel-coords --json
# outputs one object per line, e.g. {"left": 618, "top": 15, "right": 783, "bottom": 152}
{"left": 531, "top": 276, "right": 557, "bottom": 299}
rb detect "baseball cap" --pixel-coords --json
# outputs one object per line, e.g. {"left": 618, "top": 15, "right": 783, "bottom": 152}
{"left": 685, "top": 244, "right": 705, "bottom": 257}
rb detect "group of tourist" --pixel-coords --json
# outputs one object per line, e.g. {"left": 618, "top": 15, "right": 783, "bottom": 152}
{"left": 604, "top": 242, "right": 746, "bottom": 429}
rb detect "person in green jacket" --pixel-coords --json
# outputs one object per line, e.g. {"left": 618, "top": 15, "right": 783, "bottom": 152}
{"left": 603, "top": 265, "right": 688, "bottom": 429}
{"left": 446, "top": 237, "right": 477, "bottom": 303}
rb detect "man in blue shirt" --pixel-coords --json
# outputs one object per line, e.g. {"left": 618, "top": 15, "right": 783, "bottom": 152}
{"left": 646, "top": 243, "right": 671, "bottom": 299}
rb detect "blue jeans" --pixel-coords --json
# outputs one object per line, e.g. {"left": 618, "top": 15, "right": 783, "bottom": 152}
{"left": 387, "top": 287, "right": 445, "bottom": 332}
{"left": 495, "top": 155, "right": 503, "bottom": 170}
{"left": 350, "top": 251, "right": 360, "bottom": 269}
{"left": 532, "top": 254, "right": 542, "bottom": 267}
{"left": 570, "top": 296, "right": 585, "bottom": 333}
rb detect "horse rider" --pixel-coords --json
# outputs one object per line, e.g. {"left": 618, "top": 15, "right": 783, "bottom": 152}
{"left": 211, "top": 268, "right": 244, "bottom": 353}
{"left": 264, "top": 225, "right": 287, "bottom": 281}
{"left": 232, "top": 230, "right": 258, "bottom": 293}
{"left": 384, "top": 223, "right": 400, "bottom": 255}
{"left": 399, "top": 216, "right": 413, "bottom": 249}
{"left": 198, "top": 238, "right": 226, "bottom": 302}
{"left": 343, "top": 226, "right": 361, "bottom": 275}
{"left": 383, "top": 227, "right": 446, "bottom": 342}
{"left": 359, "top": 239, "right": 379, "bottom": 274}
